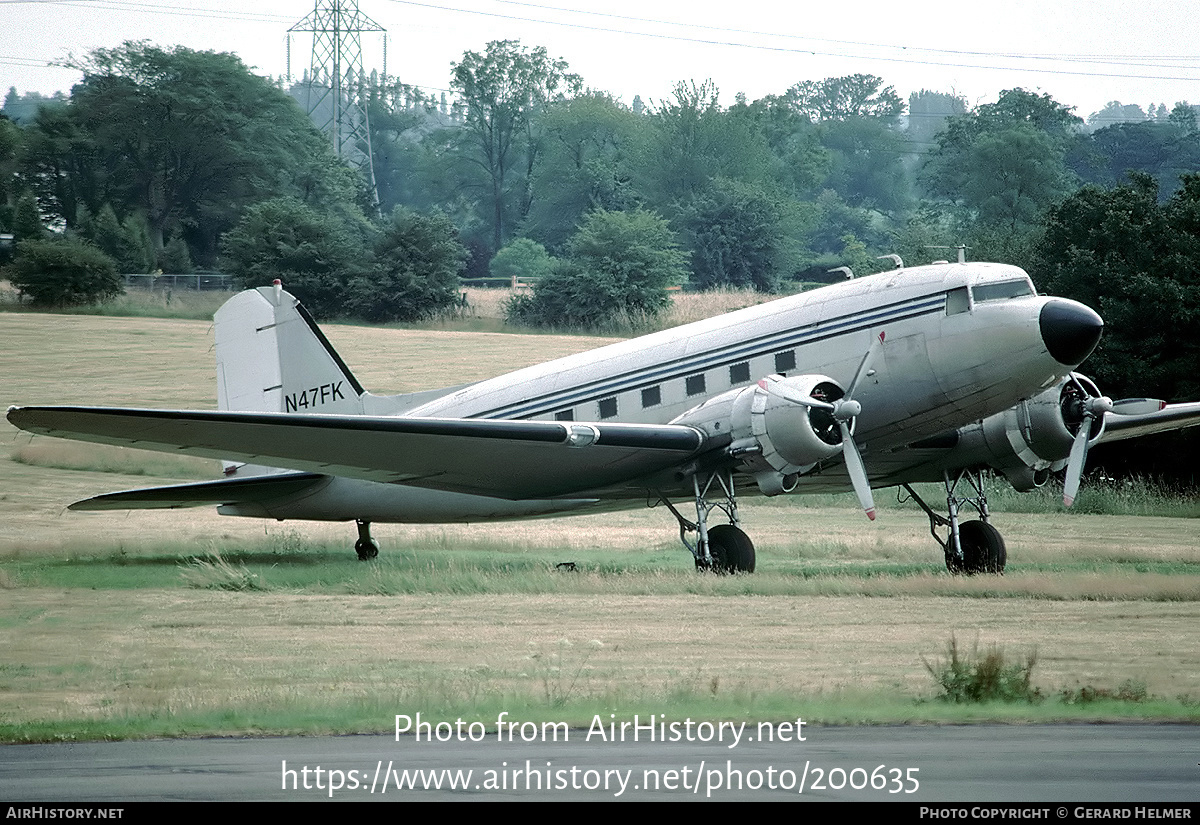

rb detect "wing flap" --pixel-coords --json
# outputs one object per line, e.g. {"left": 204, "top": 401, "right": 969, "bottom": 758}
{"left": 68, "top": 472, "right": 327, "bottom": 511}
{"left": 7, "top": 406, "right": 706, "bottom": 500}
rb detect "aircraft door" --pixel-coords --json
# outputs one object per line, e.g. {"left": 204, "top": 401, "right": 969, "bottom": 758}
{"left": 882, "top": 331, "right": 939, "bottom": 420}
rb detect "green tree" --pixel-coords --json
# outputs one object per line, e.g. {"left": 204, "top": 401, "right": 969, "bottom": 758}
{"left": 1070, "top": 121, "right": 1200, "bottom": 199}
{"left": 12, "top": 191, "right": 44, "bottom": 242}
{"left": 637, "top": 80, "right": 774, "bottom": 208}
{"left": 344, "top": 207, "right": 467, "bottom": 323}
{"left": 907, "top": 89, "right": 967, "bottom": 148}
{"left": 787, "top": 74, "right": 904, "bottom": 123}
{"left": 507, "top": 208, "right": 685, "bottom": 329}
{"left": 160, "top": 234, "right": 193, "bottom": 274}
{"left": 1086, "top": 100, "right": 1148, "bottom": 131}
{"left": 220, "top": 197, "right": 369, "bottom": 318}
{"left": 489, "top": 237, "right": 555, "bottom": 285}
{"left": 819, "top": 115, "right": 912, "bottom": 215}
{"left": 0, "top": 114, "right": 20, "bottom": 229}
{"left": 5, "top": 236, "right": 121, "bottom": 306}
{"left": 450, "top": 40, "right": 582, "bottom": 254}
{"left": 682, "top": 178, "right": 792, "bottom": 291}
{"left": 42, "top": 42, "right": 350, "bottom": 267}
{"left": 729, "top": 92, "right": 829, "bottom": 200}
{"left": 21, "top": 103, "right": 103, "bottom": 232}
{"left": 922, "top": 89, "right": 1081, "bottom": 243}
{"left": 523, "top": 93, "right": 644, "bottom": 251}
{"left": 79, "top": 203, "right": 153, "bottom": 273}
{"left": 1168, "top": 102, "right": 1198, "bottom": 133}
{"left": 1035, "top": 172, "right": 1200, "bottom": 401}
{"left": 1, "top": 88, "right": 67, "bottom": 125}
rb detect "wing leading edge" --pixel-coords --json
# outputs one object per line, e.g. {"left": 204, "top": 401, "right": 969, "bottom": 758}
{"left": 6, "top": 406, "right": 708, "bottom": 500}
{"left": 1100, "top": 401, "right": 1200, "bottom": 443}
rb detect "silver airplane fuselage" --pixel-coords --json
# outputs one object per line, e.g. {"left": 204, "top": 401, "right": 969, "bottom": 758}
{"left": 227, "top": 261, "right": 1102, "bottom": 524}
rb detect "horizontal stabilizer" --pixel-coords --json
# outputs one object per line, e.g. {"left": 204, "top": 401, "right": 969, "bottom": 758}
{"left": 7, "top": 406, "right": 707, "bottom": 500}
{"left": 68, "top": 472, "right": 327, "bottom": 511}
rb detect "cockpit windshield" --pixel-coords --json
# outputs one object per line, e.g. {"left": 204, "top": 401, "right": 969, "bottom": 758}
{"left": 972, "top": 279, "right": 1035, "bottom": 303}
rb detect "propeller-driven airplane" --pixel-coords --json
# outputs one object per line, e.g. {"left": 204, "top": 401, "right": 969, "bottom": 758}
{"left": 8, "top": 261, "right": 1200, "bottom": 574}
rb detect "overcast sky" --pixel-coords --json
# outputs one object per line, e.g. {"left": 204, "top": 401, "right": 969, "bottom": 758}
{"left": 3, "top": 0, "right": 1199, "bottom": 120}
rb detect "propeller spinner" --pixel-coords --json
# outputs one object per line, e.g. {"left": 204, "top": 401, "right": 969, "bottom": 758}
{"left": 763, "top": 332, "right": 884, "bottom": 520}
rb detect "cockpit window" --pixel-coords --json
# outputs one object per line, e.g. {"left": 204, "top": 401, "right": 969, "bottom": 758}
{"left": 946, "top": 286, "right": 970, "bottom": 315}
{"left": 973, "top": 279, "right": 1035, "bottom": 303}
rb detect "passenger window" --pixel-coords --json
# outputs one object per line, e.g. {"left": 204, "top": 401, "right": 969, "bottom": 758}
{"left": 775, "top": 350, "right": 796, "bottom": 374}
{"left": 598, "top": 397, "right": 618, "bottom": 419}
{"left": 685, "top": 374, "right": 707, "bottom": 396}
{"left": 554, "top": 409, "right": 574, "bottom": 421}
{"left": 641, "top": 386, "right": 662, "bottom": 408}
{"left": 729, "top": 362, "right": 750, "bottom": 384}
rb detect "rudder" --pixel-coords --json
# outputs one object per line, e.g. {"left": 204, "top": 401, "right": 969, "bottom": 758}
{"left": 215, "top": 282, "right": 366, "bottom": 416}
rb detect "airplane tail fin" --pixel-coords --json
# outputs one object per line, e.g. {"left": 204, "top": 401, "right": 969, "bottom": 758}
{"left": 215, "top": 283, "right": 366, "bottom": 417}
{"left": 215, "top": 282, "right": 365, "bottom": 477}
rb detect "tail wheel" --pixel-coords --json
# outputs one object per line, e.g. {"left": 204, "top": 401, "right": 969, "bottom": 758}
{"left": 707, "top": 524, "right": 756, "bottom": 574}
{"left": 949, "top": 520, "right": 1006, "bottom": 575}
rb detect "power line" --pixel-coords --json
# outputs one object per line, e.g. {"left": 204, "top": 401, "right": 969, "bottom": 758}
{"left": 498, "top": 0, "right": 1200, "bottom": 71}
{"left": 380, "top": 0, "right": 1200, "bottom": 83}
{"left": 1, "top": 0, "right": 294, "bottom": 24}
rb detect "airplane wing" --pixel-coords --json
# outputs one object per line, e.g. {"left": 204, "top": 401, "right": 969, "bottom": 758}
{"left": 6, "top": 406, "right": 708, "bottom": 500}
{"left": 1099, "top": 400, "right": 1200, "bottom": 443}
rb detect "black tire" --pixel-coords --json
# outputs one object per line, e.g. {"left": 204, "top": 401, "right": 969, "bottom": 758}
{"left": 355, "top": 538, "right": 379, "bottom": 561}
{"left": 706, "top": 524, "right": 756, "bottom": 574}
{"left": 948, "top": 520, "right": 1006, "bottom": 575}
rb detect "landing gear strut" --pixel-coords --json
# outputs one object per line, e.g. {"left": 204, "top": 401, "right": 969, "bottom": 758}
{"left": 902, "top": 469, "right": 1006, "bottom": 575}
{"left": 354, "top": 519, "right": 379, "bottom": 561}
{"left": 657, "top": 469, "right": 756, "bottom": 573}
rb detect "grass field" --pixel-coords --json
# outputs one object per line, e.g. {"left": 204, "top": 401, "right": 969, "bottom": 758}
{"left": 1, "top": 310, "right": 1198, "bottom": 742}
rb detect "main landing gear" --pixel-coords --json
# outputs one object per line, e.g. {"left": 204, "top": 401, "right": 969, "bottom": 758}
{"left": 657, "top": 469, "right": 756, "bottom": 574}
{"left": 355, "top": 519, "right": 379, "bottom": 560}
{"left": 901, "top": 469, "right": 1006, "bottom": 575}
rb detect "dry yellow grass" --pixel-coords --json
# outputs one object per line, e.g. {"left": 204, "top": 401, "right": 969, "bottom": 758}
{"left": 2, "top": 310, "right": 1199, "bottom": 731}
{"left": 2, "top": 588, "right": 1198, "bottom": 723}
{"left": 455, "top": 286, "right": 773, "bottom": 331}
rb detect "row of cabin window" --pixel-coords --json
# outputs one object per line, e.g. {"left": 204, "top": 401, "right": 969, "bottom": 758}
{"left": 553, "top": 349, "right": 798, "bottom": 421}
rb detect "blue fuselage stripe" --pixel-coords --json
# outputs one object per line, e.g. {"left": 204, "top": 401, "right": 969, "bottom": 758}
{"left": 473, "top": 292, "right": 947, "bottom": 420}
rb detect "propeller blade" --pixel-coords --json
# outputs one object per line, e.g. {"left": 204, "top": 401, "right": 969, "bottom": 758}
{"left": 1062, "top": 420, "right": 1091, "bottom": 508}
{"left": 839, "top": 421, "right": 876, "bottom": 520}
{"left": 760, "top": 376, "right": 835, "bottom": 410}
{"left": 845, "top": 331, "right": 885, "bottom": 400}
{"left": 1062, "top": 395, "right": 1112, "bottom": 507}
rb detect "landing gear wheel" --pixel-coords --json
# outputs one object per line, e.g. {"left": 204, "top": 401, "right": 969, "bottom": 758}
{"left": 706, "top": 524, "right": 756, "bottom": 574}
{"left": 354, "top": 519, "right": 379, "bottom": 561}
{"left": 355, "top": 538, "right": 379, "bottom": 561}
{"left": 948, "top": 520, "right": 1006, "bottom": 575}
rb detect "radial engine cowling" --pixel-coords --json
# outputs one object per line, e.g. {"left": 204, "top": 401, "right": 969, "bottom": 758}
{"left": 955, "top": 373, "right": 1108, "bottom": 491}
{"left": 670, "top": 374, "right": 846, "bottom": 495}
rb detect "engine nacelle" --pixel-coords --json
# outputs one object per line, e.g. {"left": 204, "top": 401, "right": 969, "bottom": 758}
{"left": 948, "top": 373, "right": 1107, "bottom": 491}
{"left": 671, "top": 374, "right": 846, "bottom": 495}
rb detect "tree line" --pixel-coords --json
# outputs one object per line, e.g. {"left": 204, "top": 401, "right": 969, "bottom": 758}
{"left": 2, "top": 40, "right": 1200, "bottom": 417}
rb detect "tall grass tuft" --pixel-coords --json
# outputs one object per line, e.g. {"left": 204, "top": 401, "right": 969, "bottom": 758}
{"left": 1060, "top": 680, "right": 1148, "bottom": 704}
{"left": 180, "top": 552, "right": 270, "bottom": 591}
{"left": 923, "top": 635, "right": 1042, "bottom": 703}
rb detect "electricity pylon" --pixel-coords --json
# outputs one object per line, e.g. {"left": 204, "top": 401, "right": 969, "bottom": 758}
{"left": 288, "top": 1, "right": 385, "bottom": 207}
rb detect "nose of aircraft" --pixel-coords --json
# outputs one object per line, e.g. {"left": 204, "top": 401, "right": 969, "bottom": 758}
{"left": 1040, "top": 299, "right": 1104, "bottom": 365}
